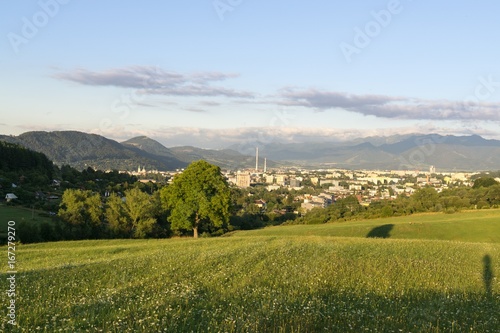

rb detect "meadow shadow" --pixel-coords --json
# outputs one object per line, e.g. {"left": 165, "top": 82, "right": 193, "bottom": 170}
{"left": 483, "top": 254, "right": 494, "bottom": 297}
{"left": 366, "top": 224, "right": 394, "bottom": 239}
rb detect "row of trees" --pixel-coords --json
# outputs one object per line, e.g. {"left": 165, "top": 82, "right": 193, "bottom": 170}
{"left": 58, "top": 188, "right": 162, "bottom": 239}
{"left": 0, "top": 141, "right": 53, "bottom": 180}
{"left": 56, "top": 161, "right": 230, "bottom": 240}
{"left": 296, "top": 181, "right": 500, "bottom": 225}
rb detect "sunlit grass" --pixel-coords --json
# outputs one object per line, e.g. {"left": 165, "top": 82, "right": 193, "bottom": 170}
{"left": 2, "top": 232, "right": 499, "bottom": 332}
{"left": 234, "top": 209, "right": 500, "bottom": 243}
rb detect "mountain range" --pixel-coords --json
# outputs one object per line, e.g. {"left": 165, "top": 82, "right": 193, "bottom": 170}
{"left": 0, "top": 131, "right": 273, "bottom": 171}
{"left": 232, "top": 133, "right": 500, "bottom": 171}
{"left": 1, "top": 131, "right": 500, "bottom": 171}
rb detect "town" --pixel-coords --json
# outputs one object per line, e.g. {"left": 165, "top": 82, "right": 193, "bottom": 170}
{"left": 127, "top": 149, "right": 482, "bottom": 216}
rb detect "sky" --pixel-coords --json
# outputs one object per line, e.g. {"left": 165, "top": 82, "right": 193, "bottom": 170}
{"left": 2, "top": 0, "right": 500, "bottom": 148}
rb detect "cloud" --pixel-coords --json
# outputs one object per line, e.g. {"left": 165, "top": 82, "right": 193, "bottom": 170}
{"left": 52, "top": 67, "right": 500, "bottom": 121}
{"left": 280, "top": 88, "right": 500, "bottom": 121}
{"left": 53, "top": 66, "right": 254, "bottom": 98}
{"left": 183, "top": 108, "right": 207, "bottom": 113}
{"left": 199, "top": 101, "right": 221, "bottom": 107}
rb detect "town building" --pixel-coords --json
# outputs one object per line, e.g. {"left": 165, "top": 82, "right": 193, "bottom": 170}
{"left": 236, "top": 171, "right": 251, "bottom": 188}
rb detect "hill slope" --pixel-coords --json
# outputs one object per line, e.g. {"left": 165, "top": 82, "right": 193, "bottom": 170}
{"left": 9, "top": 215, "right": 500, "bottom": 332}
{"left": 0, "top": 131, "right": 277, "bottom": 171}
{"left": 0, "top": 131, "right": 187, "bottom": 171}
{"left": 232, "top": 209, "right": 500, "bottom": 243}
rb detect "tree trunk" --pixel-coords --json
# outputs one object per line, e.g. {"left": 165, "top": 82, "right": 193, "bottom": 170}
{"left": 193, "top": 214, "right": 199, "bottom": 238}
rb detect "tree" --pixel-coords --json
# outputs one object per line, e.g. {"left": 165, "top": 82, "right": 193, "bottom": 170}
{"left": 473, "top": 177, "right": 499, "bottom": 189}
{"left": 58, "top": 189, "right": 103, "bottom": 238}
{"left": 160, "top": 160, "right": 230, "bottom": 238}
{"left": 410, "top": 187, "right": 438, "bottom": 212}
{"left": 105, "top": 193, "right": 130, "bottom": 237}
{"left": 123, "top": 188, "right": 157, "bottom": 238}
{"left": 105, "top": 188, "right": 158, "bottom": 238}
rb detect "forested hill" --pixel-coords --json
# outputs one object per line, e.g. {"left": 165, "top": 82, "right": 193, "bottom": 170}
{"left": 0, "top": 131, "right": 187, "bottom": 171}
{"left": 0, "top": 141, "right": 54, "bottom": 180}
{"left": 0, "top": 131, "right": 276, "bottom": 171}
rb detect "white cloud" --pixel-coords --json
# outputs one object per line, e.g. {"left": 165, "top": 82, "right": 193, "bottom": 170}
{"left": 280, "top": 88, "right": 500, "bottom": 121}
{"left": 53, "top": 66, "right": 254, "bottom": 98}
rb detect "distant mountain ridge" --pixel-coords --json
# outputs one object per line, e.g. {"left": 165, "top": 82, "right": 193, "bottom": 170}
{"left": 0, "top": 131, "right": 273, "bottom": 171}
{"left": 230, "top": 134, "right": 500, "bottom": 171}
{"left": 1, "top": 131, "right": 500, "bottom": 171}
{"left": 0, "top": 131, "right": 187, "bottom": 171}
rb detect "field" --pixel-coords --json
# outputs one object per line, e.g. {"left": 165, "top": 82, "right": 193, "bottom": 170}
{"left": 236, "top": 209, "right": 500, "bottom": 243}
{"left": 0, "top": 205, "right": 54, "bottom": 240}
{"left": 1, "top": 210, "right": 499, "bottom": 332}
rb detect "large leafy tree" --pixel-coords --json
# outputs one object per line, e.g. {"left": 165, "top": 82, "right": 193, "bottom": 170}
{"left": 160, "top": 160, "right": 230, "bottom": 238}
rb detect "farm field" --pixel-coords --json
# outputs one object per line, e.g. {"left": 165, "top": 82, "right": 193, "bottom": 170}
{"left": 1, "top": 210, "right": 499, "bottom": 332}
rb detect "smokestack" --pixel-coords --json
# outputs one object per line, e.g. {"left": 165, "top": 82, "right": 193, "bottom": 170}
{"left": 255, "top": 147, "right": 259, "bottom": 171}
{"left": 264, "top": 158, "right": 267, "bottom": 173}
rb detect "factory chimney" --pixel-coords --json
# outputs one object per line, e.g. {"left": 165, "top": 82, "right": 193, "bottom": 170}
{"left": 255, "top": 147, "right": 259, "bottom": 171}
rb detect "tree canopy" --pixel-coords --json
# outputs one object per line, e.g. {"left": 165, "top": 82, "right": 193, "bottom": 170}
{"left": 160, "top": 160, "right": 230, "bottom": 238}
{"left": 105, "top": 188, "right": 158, "bottom": 238}
{"left": 473, "top": 177, "right": 499, "bottom": 189}
{"left": 58, "top": 189, "right": 103, "bottom": 238}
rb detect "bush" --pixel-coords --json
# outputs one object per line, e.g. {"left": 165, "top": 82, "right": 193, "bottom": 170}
{"left": 17, "top": 221, "right": 41, "bottom": 244}
{"left": 476, "top": 201, "right": 489, "bottom": 209}
{"left": 444, "top": 207, "right": 456, "bottom": 214}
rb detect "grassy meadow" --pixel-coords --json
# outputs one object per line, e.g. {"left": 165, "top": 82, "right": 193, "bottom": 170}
{"left": 235, "top": 209, "right": 500, "bottom": 243}
{"left": 0, "top": 205, "right": 54, "bottom": 241}
{"left": 0, "top": 204, "right": 53, "bottom": 224}
{"left": 1, "top": 210, "right": 499, "bottom": 332}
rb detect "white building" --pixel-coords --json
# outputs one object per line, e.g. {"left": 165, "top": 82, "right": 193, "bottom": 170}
{"left": 5, "top": 193, "right": 18, "bottom": 202}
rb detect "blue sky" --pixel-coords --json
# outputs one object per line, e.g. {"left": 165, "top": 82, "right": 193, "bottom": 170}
{"left": 2, "top": 0, "right": 500, "bottom": 148}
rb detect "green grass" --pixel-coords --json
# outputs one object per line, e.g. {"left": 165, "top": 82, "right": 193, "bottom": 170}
{"left": 0, "top": 204, "right": 53, "bottom": 223}
{"left": 233, "top": 209, "right": 500, "bottom": 243}
{"left": 1, "top": 210, "right": 500, "bottom": 332}
{"left": 0, "top": 205, "right": 54, "bottom": 238}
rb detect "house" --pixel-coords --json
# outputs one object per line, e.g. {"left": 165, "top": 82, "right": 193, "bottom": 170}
{"left": 254, "top": 199, "right": 267, "bottom": 211}
{"left": 301, "top": 193, "right": 333, "bottom": 212}
{"left": 5, "top": 193, "right": 18, "bottom": 202}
